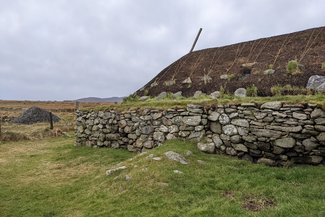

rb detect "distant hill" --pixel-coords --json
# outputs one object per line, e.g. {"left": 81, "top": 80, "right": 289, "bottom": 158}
{"left": 76, "top": 97, "right": 124, "bottom": 103}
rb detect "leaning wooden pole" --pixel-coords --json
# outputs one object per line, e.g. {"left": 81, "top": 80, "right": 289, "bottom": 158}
{"left": 189, "top": 28, "right": 203, "bottom": 53}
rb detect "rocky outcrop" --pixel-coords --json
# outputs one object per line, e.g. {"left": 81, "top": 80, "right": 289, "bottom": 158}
{"left": 76, "top": 102, "right": 325, "bottom": 166}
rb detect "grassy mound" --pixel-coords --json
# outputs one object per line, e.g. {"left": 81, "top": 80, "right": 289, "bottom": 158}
{"left": 0, "top": 137, "right": 324, "bottom": 216}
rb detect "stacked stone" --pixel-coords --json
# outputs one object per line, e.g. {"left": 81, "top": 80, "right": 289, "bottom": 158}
{"left": 76, "top": 102, "right": 325, "bottom": 166}
{"left": 76, "top": 105, "right": 207, "bottom": 152}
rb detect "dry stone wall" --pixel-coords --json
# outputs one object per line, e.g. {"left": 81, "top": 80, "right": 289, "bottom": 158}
{"left": 76, "top": 102, "right": 325, "bottom": 166}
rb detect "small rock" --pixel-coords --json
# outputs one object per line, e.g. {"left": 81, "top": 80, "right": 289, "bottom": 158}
{"left": 212, "top": 134, "right": 223, "bottom": 147}
{"left": 222, "top": 125, "right": 238, "bottom": 136}
{"left": 156, "top": 92, "right": 167, "bottom": 100}
{"left": 125, "top": 175, "right": 132, "bottom": 181}
{"left": 173, "top": 91, "right": 183, "bottom": 98}
{"left": 152, "top": 157, "right": 162, "bottom": 161}
{"left": 197, "top": 142, "right": 215, "bottom": 153}
{"left": 164, "top": 151, "right": 188, "bottom": 164}
{"left": 317, "top": 132, "right": 325, "bottom": 142}
{"left": 210, "top": 91, "right": 221, "bottom": 99}
{"left": 311, "top": 108, "right": 325, "bottom": 118}
{"left": 153, "top": 132, "right": 165, "bottom": 142}
{"left": 220, "top": 74, "right": 229, "bottom": 80}
{"left": 197, "top": 160, "right": 206, "bottom": 164}
{"left": 166, "top": 133, "right": 176, "bottom": 140}
{"left": 173, "top": 170, "right": 183, "bottom": 174}
{"left": 182, "top": 77, "right": 192, "bottom": 84}
{"left": 232, "top": 143, "right": 248, "bottom": 152}
{"left": 208, "top": 112, "right": 220, "bottom": 121}
{"left": 315, "top": 118, "right": 325, "bottom": 125}
{"left": 219, "top": 114, "right": 230, "bottom": 125}
{"left": 194, "top": 91, "right": 204, "bottom": 98}
{"left": 185, "top": 150, "right": 193, "bottom": 156}
{"left": 263, "top": 69, "right": 275, "bottom": 75}
{"left": 257, "top": 158, "right": 276, "bottom": 166}
{"left": 225, "top": 147, "right": 237, "bottom": 156}
{"left": 292, "top": 112, "right": 307, "bottom": 120}
{"left": 143, "top": 141, "right": 154, "bottom": 149}
{"left": 139, "top": 96, "right": 149, "bottom": 101}
{"left": 231, "top": 119, "right": 249, "bottom": 127}
{"left": 210, "top": 122, "right": 222, "bottom": 134}
{"left": 234, "top": 88, "right": 247, "bottom": 97}
{"left": 106, "top": 166, "right": 127, "bottom": 176}
{"left": 182, "top": 116, "right": 202, "bottom": 126}
{"left": 302, "top": 139, "right": 319, "bottom": 151}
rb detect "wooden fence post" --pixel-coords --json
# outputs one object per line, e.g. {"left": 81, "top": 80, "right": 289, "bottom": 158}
{"left": 49, "top": 112, "right": 53, "bottom": 130}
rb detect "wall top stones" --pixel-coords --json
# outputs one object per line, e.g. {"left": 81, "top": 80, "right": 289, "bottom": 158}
{"left": 76, "top": 101, "right": 325, "bottom": 166}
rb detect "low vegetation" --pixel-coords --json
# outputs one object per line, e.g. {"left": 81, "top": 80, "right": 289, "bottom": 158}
{"left": 94, "top": 94, "right": 325, "bottom": 111}
{"left": 286, "top": 60, "right": 302, "bottom": 75}
{"left": 0, "top": 137, "right": 324, "bottom": 216}
{"left": 246, "top": 84, "right": 258, "bottom": 97}
{"left": 270, "top": 85, "right": 312, "bottom": 96}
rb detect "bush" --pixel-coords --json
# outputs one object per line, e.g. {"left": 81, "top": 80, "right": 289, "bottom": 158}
{"left": 246, "top": 84, "right": 258, "bottom": 97}
{"left": 123, "top": 94, "right": 139, "bottom": 103}
{"left": 287, "top": 60, "right": 302, "bottom": 75}
{"left": 227, "top": 72, "right": 236, "bottom": 81}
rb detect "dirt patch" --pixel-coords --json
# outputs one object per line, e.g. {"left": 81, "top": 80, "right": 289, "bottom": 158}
{"left": 222, "top": 190, "right": 236, "bottom": 200}
{"left": 137, "top": 26, "right": 325, "bottom": 97}
{"left": 242, "top": 196, "right": 276, "bottom": 212}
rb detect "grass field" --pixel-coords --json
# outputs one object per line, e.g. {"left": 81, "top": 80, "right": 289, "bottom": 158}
{"left": 0, "top": 137, "right": 324, "bottom": 217}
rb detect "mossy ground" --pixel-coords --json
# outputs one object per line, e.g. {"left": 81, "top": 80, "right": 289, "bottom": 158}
{"left": 0, "top": 137, "right": 324, "bottom": 217}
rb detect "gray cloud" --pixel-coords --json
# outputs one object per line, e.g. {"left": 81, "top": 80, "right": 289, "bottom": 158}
{"left": 0, "top": 0, "right": 324, "bottom": 100}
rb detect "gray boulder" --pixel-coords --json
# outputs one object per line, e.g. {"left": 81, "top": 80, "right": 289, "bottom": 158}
{"left": 234, "top": 88, "right": 247, "bottom": 97}
{"left": 306, "top": 75, "right": 325, "bottom": 92}
{"left": 194, "top": 91, "right": 204, "bottom": 98}
{"left": 173, "top": 91, "right": 183, "bottom": 98}
{"left": 210, "top": 91, "right": 221, "bottom": 99}
{"left": 164, "top": 151, "right": 188, "bottom": 164}
{"left": 222, "top": 125, "right": 238, "bottom": 136}
{"left": 208, "top": 112, "right": 220, "bottom": 121}
{"left": 156, "top": 92, "right": 167, "bottom": 100}
{"left": 197, "top": 142, "right": 215, "bottom": 153}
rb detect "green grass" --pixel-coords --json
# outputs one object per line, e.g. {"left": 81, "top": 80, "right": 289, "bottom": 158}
{"left": 89, "top": 94, "right": 325, "bottom": 111}
{"left": 0, "top": 137, "right": 324, "bottom": 216}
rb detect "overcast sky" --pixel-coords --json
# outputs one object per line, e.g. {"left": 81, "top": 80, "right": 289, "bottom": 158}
{"left": 0, "top": 0, "right": 324, "bottom": 100}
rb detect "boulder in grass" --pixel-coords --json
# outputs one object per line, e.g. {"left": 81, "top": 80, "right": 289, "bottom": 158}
{"left": 14, "top": 107, "right": 60, "bottom": 124}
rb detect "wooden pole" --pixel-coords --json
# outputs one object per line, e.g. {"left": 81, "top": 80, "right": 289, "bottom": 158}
{"left": 189, "top": 28, "right": 203, "bottom": 53}
{"left": 75, "top": 101, "right": 80, "bottom": 111}
{"left": 49, "top": 112, "right": 53, "bottom": 130}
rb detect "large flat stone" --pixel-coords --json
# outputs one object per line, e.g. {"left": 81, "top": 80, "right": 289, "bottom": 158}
{"left": 274, "top": 137, "right": 296, "bottom": 148}
{"left": 182, "top": 116, "right": 202, "bottom": 126}
{"left": 261, "top": 101, "right": 282, "bottom": 110}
